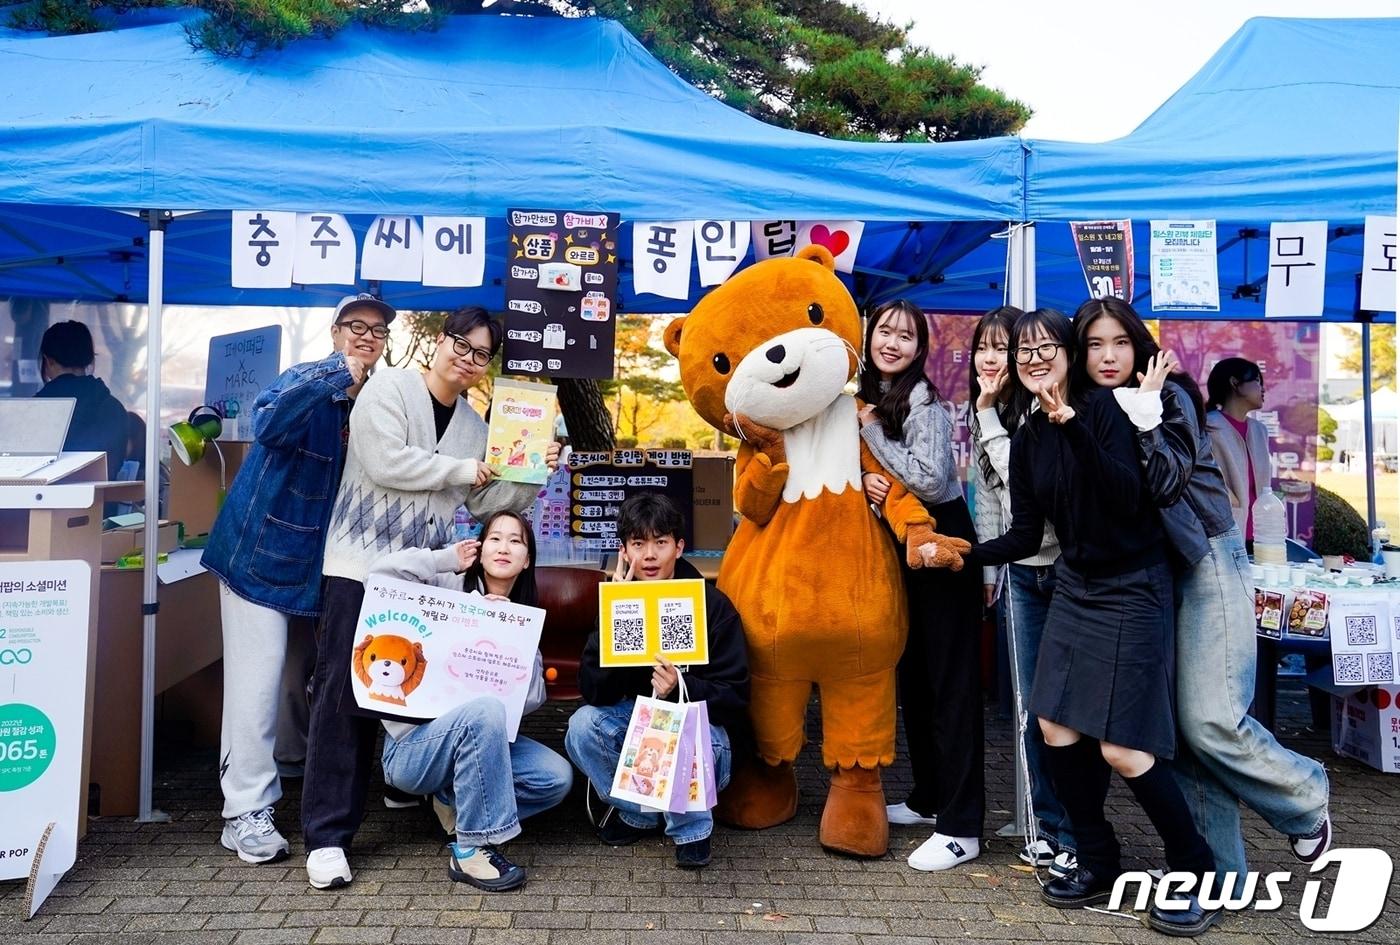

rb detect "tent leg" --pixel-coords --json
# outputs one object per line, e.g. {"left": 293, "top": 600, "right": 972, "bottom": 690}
{"left": 1007, "top": 223, "right": 1036, "bottom": 312}
{"left": 139, "top": 209, "right": 170, "bottom": 824}
{"left": 1361, "top": 318, "right": 1378, "bottom": 535}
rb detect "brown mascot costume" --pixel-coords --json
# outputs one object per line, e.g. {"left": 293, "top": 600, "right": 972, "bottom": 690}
{"left": 664, "top": 245, "right": 969, "bottom": 857}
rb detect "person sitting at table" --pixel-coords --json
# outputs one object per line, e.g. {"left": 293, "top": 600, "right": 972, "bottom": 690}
{"left": 35, "top": 319, "right": 128, "bottom": 478}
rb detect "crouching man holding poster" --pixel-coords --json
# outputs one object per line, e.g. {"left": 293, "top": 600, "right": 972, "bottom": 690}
{"left": 357, "top": 511, "right": 572, "bottom": 891}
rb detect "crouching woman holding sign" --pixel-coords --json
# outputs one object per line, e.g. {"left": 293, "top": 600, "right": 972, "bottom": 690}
{"left": 366, "top": 511, "right": 573, "bottom": 891}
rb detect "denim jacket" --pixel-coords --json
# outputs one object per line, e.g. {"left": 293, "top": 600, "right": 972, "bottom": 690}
{"left": 202, "top": 352, "right": 355, "bottom": 616}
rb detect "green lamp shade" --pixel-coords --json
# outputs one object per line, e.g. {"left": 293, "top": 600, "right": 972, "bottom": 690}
{"left": 169, "top": 410, "right": 221, "bottom": 466}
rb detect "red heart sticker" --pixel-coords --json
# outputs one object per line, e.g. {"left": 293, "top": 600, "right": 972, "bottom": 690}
{"left": 810, "top": 224, "right": 849, "bottom": 258}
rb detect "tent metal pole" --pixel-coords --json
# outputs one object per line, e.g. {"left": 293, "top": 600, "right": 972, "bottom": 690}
{"left": 139, "top": 209, "right": 171, "bottom": 824}
{"left": 1007, "top": 223, "right": 1036, "bottom": 312}
{"left": 1361, "top": 316, "right": 1378, "bottom": 534}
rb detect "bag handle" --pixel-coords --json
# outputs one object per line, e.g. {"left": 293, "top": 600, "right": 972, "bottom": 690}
{"left": 651, "top": 664, "right": 690, "bottom": 705}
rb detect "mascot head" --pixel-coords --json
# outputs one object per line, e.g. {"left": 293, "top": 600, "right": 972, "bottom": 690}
{"left": 353, "top": 633, "right": 427, "bottom": 698}
{"left": 664, "top": 245, "right": 860, "bottom": 435}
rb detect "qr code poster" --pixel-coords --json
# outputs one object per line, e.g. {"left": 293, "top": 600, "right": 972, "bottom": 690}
{"left": 1327, "top": 594, "right": 1395, "bottom": 687}
{"left": 598, "top": 579, "right": 709, "bottom": 667}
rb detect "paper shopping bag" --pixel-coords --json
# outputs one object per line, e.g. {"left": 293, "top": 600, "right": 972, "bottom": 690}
{"left": 609, "top": 695, "right": 695, "bottom": 813}
{"left": 678, "top": 698, "right": 717, "bottom": 813}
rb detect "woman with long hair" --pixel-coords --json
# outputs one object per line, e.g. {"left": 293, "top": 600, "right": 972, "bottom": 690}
{"left": 857, "top": 299, "right": 984, "bottom": 871}
{"left": 964, "top": 307, "right": 1218, "bottom": 937}
{"left": 1204, "top": 358, "right": 1271, "bottom": 543}
{"left": 967, "top": 305, "right": 1075, "bottom": 875}
{"left": 1074, "top": 298, "right": 1331, "bottom": 895}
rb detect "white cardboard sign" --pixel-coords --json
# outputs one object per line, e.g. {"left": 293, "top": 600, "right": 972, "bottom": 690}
{"left": 292, "top": 212, "right": 356, "bottom": 285}
{"left": 1265, "top": 220, "right": 1327, "bottom": 318}
{"left": 231, "top": 210, "right": 295, "bottom": 288}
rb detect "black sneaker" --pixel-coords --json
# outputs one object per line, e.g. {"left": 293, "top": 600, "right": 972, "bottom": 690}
{"left": 1147, "top": 889, "right": 1223, "bottom": 937}
{"left": 675, "top": 836, "right": 711, "bottom": 869}
{"left": 383, "top": 784, "right": 423, "bottom": 809}
{"left": 597, "top": 807, "right": 663, "bottom": 846}
{"left": 1289, "top": 812, "right": 1331, "bottom": 863}
{"left": 446, "top": 843, "right": 527, "bottom": 892}
{"left": 1040, "top": 864, "right": 1120, "bottom": 909}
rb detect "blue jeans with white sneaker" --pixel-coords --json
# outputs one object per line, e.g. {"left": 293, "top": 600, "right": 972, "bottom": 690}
{"left": 565, "top": 700, "right": 732, "bottom": 845}
{"left": 381, "top": 697, "right": 573, "bottom": 846}
{"left": 1173, "top": 529, "right": 1329, "bottom": 878}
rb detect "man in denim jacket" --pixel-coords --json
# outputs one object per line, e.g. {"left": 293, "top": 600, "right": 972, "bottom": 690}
{"left": 202, "top": 294, "right": 394, "bottom": 863}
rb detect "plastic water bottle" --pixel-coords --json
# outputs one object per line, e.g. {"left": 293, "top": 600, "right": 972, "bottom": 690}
{"left": 1252, "top": 491, "right": 1288, "bottom": 565}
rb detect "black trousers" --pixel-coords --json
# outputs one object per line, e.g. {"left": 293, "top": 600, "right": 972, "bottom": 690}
{"left": 301, "top": 576, "right": 379, "bottom": 853}
{"left": 896, "top": 497, "right": 985, "bottom": 839}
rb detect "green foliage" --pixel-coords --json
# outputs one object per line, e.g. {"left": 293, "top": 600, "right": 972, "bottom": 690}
{"left": 8, "top": 0, "right": 169, "bottom": 34}
{"left": 1312, "top": 484, "right": 1371, "bottom": 558}
{"left": 1338, "top": 324, "right": 1396, "bottom": 392}
{"left": 660, "top": 436, "right": 687, "bottom": 449}
{"left": 1318, "top": 406, "right": 1337, "bottom": 462}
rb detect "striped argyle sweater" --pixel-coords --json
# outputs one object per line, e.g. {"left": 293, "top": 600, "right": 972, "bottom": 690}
{"left": 320, "top": 367, "right": 537, "bottom": 583}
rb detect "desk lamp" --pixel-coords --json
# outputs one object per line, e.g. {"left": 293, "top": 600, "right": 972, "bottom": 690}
{"left": 169, "top": 405, "right": 226, "bottom": 507}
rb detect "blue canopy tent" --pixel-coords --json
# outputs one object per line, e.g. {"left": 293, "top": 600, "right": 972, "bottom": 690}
{"left": 0, "top": 7, "right": 1025, "bottom": 821}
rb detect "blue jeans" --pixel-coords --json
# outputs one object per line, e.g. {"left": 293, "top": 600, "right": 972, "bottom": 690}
{"left": 565, "top": 700, "right": 732, "bottom": 845}
{"left": 1174, "top": 529, "right": 1329, "bottom": 876}
{"left": 1005, "top": 562, "right": 1074, "bottom": 853}
{"left": 382, "top": 697, "right": 573, "bottom": 847}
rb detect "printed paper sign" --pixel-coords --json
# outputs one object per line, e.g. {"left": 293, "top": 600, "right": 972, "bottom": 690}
{"left": 751, "top": 220, "right": 797, "bottom": 261}
{"left": 204, "top": 325, "right": 283, "bottom": 425}
{"left": 796, "top": 220, "right": 864, "bottom": 273}
{"left": 1150, "top": 220, "right": 1219, "bottom": 311}
{"left": 484, "top": 378, "right": 557, "bottom": 485}
{"left": 1329, "top": 593, "right": 1395, "bottom": 685}
{"left": 693, "top": 220, "right": 749, "bottom": 286}
{"left": 1361, "top": 215, "right": 1398, "bottom": 313}
{"left": 361, "top": 215, "right": 424, "bottom": 282}
{"left": 291, "top": 212, "right": 356, "bottom": 285}
{"left": 231, "top": 210, "right": 295, "bottom": 288}
{"left": 0, "top": 561, "right": 91, "bottom": 917}
{"left": 1265, "top": 221, "right": 1328, "bottom": 318}
{"left": 1255, "top": 587, "right": 1284, "bottom": 639}
{"left": 598, "top": 578, "right": 708, "bottom": 667}
{"left": 422, "top": 216, "right": 487, "bottom": 287}
{"left": 1071, "top": 220, "right": 1134, "bottom": 301}
{"left": 352, "top": 576, "right": 544, "bottom": 741}
{"left": 633, "top": 221, "right": 694, "bottom": 300}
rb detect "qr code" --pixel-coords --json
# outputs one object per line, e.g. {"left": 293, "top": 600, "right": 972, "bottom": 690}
{"left": 1346, "top": 615, "right": 1379, "bottom": 647}
{"left": 613, "top": 618, "right": 645, "bottom": 654}
{"left": 1367, "top": 651, "right": 1395, "bottom": 683}
{"left": 1334, "top": 653, "right": 1365, "bottom": 684}
{"left": 660, "top": 613, "right": 695, "bottom": 652}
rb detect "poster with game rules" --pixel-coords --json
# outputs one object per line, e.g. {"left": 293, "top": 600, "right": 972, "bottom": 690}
{"left": 502, "top": 209, "right": 620, "bottom": 379}
{"left": 568, "top": 449, "right": 693, "bottom": 551}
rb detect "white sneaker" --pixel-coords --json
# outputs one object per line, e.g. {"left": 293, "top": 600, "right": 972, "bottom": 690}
{"left": 220, "top": 808, "right": 290, "bottom": 864}
{"left": 306, "top": 847, "right": 353, "bottom": 890}
{"left": 886, "top": 802, "right": 937, "bottom": 826}
{"left": 1018, "top": 838, "right": 1057, "bottom": 867}
{"left": 1290, "top": 813, "right": 1332, "bottom": 863}
{"left": 1048, "top": 849, "right": 1077, "bottom": 879}
{"left": 908, "top": 834, "right": 980, "bottom": 872}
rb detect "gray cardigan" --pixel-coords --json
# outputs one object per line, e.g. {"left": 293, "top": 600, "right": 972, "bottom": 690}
{"left": 860, "top": 386, "right": 962, "bottom": 506}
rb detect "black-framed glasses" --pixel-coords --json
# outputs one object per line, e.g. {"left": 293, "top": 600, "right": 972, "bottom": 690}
{"left": 1013, "top": 342, "right": 1064, "bottom": 364}
{"left": 336, "top": 319, "right": 389, "bottom": 340}
{"left": 445, "top": 332, "right": 493, "bottom": 366}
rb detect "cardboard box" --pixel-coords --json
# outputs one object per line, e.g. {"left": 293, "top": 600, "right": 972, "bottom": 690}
{"left": 101, "top": 520, "right": 180, "bottom": 563}
{"left": 691, "top": 453, "right": 735, "bottom": 551}
{"left": 1329, "top": 685, "right": 1400, "bottom": 774}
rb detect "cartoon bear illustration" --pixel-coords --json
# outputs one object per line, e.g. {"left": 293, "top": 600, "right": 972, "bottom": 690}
{"left": 353, "top": 634, "right": 427, "bottom": 707}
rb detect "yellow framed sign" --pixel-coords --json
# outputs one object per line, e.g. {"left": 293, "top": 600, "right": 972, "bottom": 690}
{"left": 598, "top": 578, "right": 709, "bottom": 667}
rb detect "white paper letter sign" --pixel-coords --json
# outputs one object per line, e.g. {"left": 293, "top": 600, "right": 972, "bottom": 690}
{"left": 291, "top": 212, "right": 355, "bottom": 285}
{"left": 1361, "top": 215, "right": 1398, "bottom": 313}
{"left": 423, "top": 216, "right": 486, "bottom": 287}
{"left": 360, "top": 215, "right": 424, "bottom": 283}
{"left": 693, "top": 220, "right": 749, "bottom": 286}
{"left": 751, "top": 221, "right": 797, "bottom": 261}
{"left": 796, "top": 220, "right": 865, "bottom": 273}
{"left": 633, "top": 221, "right": 694, "bottom": 300}
{"left": 231, "top": 210, "right": 295, "bottom": 288}
{"left": 0, "top": 561, "right": 90, "bottom": 917}
{"left": 1265, "top": 221, "right": 1328, "bottom": 318}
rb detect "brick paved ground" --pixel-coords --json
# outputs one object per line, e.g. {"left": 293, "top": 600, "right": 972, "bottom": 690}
{"left": 3, "top": 680, "right": 1399, "bottom": 944}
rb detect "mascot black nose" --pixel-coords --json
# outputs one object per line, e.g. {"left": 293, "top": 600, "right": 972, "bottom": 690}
{"left": 765, "top": 344, "right": 786, "bottom": 364}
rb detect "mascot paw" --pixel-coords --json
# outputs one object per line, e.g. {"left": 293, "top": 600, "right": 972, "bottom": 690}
{"left": 917, "top": 535, "right": 972, "bottom": 571}
{"left": 819, "top": 765, "right": 889, "bottom": 857}
{"left": 715, "top": 758, "right": 798, "bottom": 829}
{"left": 904, "top": 523, "right": 935, "bottom": 569}
{"left": 724, "top": 412, "right": 787, "bottom": 464}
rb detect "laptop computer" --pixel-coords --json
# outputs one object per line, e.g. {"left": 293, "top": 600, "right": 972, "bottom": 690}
{"left": 0, "top": 397, "right": 76, "bottom": 479}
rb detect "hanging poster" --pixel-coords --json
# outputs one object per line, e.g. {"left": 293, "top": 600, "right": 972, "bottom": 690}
{"left": 0, "top": 561, "right": 91, "bottom": 917}
{"left": 1361, "top": 215, "right": 1398, "bottom": 313}
{"left": 503, "top": 209, "right": 620, "bottom": 379}
{"left": 203, "top": 325, "right": 283, "bottom": 429}
{"left": 291, "top": 212, "right": 356, "bottom": 285}
{"left": 568, "top": 449, "right": 693, "bottom": 551}
{"left": 351, "top": 576, "right": 544, "bottom": 741}
{"left": 693, "top": 220, "right": 749, "bottom": 286}
{"left": 1265, "top": 221, "right": 1328, "bottom": 318}
{"left": 1150, "top": 220, "right": 1219, "bottom": 311}
{"left": 484, "top": 378, "right": 557, "bottom": 485}
{"left": 633, "top": 221, "right": 694, "bottom": 300}
{"left": 1070, "top": 220, "right": 1134, "bottom": 302}
{"left": 751, "top": 221, "right": 798, "bottom": 261}
{"left": 598, "top": 578, "right": 709, "bottom": 667}
{"left": 1328, "top": 592, "right": 1395, "bottom": 685}
{"left": 795, "top": 221, "right": 865, "bottom": 273}
{"left": 422, "top": 216, "right": 487, "bottom": 287}
{"left": 360, "top": 215, "right": 424, "bottom": 283}
{"left": 231, "top": 210, "right": 295, "bottom": 288}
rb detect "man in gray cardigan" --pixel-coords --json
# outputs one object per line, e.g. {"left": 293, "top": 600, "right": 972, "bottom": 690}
{"left": 301, "top": 306, "right": 558, "bottom": 890}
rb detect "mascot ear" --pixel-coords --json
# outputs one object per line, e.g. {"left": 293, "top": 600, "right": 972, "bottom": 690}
{"left": 796, "top": 244, "right": 837, "bottom": 272}
{"left": 352, "top": 635, "right": 374, "bottom": 688}
{"left": 402, "top": 643, "right": 428, "bottom": 697}
{"left": 663, "top": 316, "right": 686, "bottom": 357}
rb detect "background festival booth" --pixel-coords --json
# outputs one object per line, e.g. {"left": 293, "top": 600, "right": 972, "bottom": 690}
{"left": 0, "top": 5, "right": 1025, "bottom": 902}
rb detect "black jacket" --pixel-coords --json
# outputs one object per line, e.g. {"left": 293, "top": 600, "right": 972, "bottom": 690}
{"left": 36, "top": 374, "right": 129, "bottom": 478}
{"left": 578, "top": 557, "right": 751, "bottom": 730}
